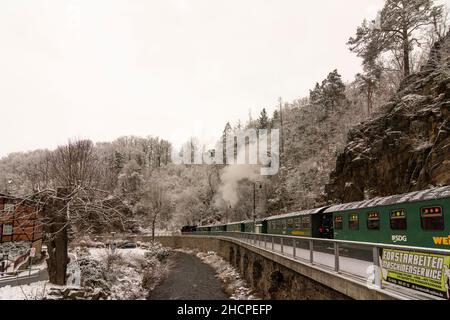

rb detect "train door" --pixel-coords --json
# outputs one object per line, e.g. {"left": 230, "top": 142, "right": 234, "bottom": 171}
{"left": 260, "top": 220, "right": 268, "bottom": 234}
{"left": 313, "top": 213, "right": 333, "bottom": 239}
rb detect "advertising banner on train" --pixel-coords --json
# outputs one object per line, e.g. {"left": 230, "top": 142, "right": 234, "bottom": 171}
{"left": 380, "top": 249, "right": 450, "bottom": 299}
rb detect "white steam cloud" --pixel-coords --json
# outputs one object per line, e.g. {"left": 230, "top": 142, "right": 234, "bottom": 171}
{"left": 217, "top": 165, "right": 260, "bottom": 208}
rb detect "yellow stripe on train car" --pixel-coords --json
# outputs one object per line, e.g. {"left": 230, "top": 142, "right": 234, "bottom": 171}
{"left": 432, "top": 236, "right": 450, "bottom": 246}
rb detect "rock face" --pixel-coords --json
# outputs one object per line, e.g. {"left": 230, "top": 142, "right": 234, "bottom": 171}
{"left": 325, "top": 32, "right": 450, "bottom": 203}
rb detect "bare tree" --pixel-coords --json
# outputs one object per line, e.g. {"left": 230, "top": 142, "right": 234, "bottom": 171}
{"left": 29, "top": 139, "right": 128, "bottom": 285}
{"left": 49, "top": 139, "right": 99, "bottom": 189}
{"left": 135, "top": 180, "right": 170, "bottom": 242}
{"left": 354, "top": 67, "right": 381, "bottom": 115}
{"left": 4, "top": 182, "right": 127, "bottom": 286}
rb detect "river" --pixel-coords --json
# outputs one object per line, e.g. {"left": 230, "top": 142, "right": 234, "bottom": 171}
{"left": 148, "top": 251, "right": 229, "bottom": 300}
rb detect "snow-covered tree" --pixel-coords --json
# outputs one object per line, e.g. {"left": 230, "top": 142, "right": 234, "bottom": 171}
{"left": 348, "top": 0, "right": 445, "bottom": 77}
{"left": 258, "top": 108, "right": 270, "bottom": 129}
{"left": 135, "top": 177, "right": 170, "bottom": 242}
{"left": 309, "top": 82, "right": 323, "bottom": 105}
{"left": 116, "top": 160, "right": 143, "bottom": 200}
{"left": 309, "top": 70, "right": 346, "bottom": 111}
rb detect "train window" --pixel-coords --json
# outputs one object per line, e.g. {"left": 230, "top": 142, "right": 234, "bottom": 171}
{"left": 294, "top": 218, "right": 301, "bottom": 228}
{"left": 421, "top": 206, "right": 444, "bottom": 230}
{"left": 349, "top": 213, "right": 359, "bottom": 230}
{"left": 302, "top": 216, "right": 311, "bottom": 229}
{"left": 287, "top": 219, "right": 294, "bottom": 229}
{"left": 334, "top": 215, "right": 343, "bottom": 230}
{"left": 367, "top": 212, "right": 380, "bottom": 230}
{"left": 390, "top": 209, "right": 407, "bottom": 230}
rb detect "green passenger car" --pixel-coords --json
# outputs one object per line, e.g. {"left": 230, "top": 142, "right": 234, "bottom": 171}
{"left": 226, "top": 222, "right": 244, "bottom": 232}
{"left": 241, "top": 219, "right": 267, "bottom": 233}
{"left": 327, "top": 187, "right": 450, "bottom": 249}
{"left": 196, "top": 226, "right": 210, "bottom": 233}
{"left": 210, "top": 224, "right": 227, "bottom": 232}
{"left": 265, "top": 208, "right": 329, "bottom": 238}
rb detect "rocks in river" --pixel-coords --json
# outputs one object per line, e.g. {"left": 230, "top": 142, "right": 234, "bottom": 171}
{"left": 325, "top": 32, "right": 450, "bottom": 203}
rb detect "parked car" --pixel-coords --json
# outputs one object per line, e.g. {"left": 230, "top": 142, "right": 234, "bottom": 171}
{"left": 118, "top": 242, "right": 137, "bottom": 249}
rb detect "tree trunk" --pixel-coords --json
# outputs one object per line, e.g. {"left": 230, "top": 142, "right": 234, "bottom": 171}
{"left": 367, "top": 84, "right": 373, "bottom": 115}
{"left": 403, "top": 28, "right": 410, "bottom": 77}
{"left": 43, "top": 190, "right": 70, "bottom": 285}
{"left": 45, "top": 223, "right": 69, "bottom": 285}
{"left": 151, "top": 218, "right": 156, "bottom": 243}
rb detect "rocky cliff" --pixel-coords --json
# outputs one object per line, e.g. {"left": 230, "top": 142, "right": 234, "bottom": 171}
{"left": 325, "top": 32, "right": 450, "bottom": 203}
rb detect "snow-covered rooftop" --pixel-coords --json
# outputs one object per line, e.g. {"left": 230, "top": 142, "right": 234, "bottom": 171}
{"left": 324, "top": 186, "right": 450, "bottom": 213}
{"left": 264, "top": 207, "right": 327, "bottom": 221}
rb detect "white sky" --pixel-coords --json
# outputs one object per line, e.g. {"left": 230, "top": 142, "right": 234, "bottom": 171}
{"left": 0, "top": 0, "right": 448, "bottom": 156}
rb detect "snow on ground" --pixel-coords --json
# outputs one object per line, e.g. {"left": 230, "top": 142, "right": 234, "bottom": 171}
{"left": 0, "top": 242, "right": 171, "bottom": 300}
{"left": 5, "top": 260, "right": 48, "bottom": 279}
{"left": 73, "top": 242, "right": 170, "bottom": 300}
{"left": 176, "top": 249, "right": 258, "bottom": 300}
{"left": 0, "top": 281, "right": 65, "bottom": 300}
{"left": 0, "top": 242, "right": 31, "bottom": 261}
{"left": 0, "top": 281, "right": 46, "bottom": 300}
{"left": 83, "top": 247, "right": 149, "bottom": 261}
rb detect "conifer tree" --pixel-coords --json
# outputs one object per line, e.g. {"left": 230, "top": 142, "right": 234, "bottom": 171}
{"left": 348, "top": 0, "right": 444, "bottom": 77}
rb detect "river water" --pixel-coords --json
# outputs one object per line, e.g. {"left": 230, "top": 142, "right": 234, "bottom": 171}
{"left": 148, "top": 251, "right": 229, "bottom": 300}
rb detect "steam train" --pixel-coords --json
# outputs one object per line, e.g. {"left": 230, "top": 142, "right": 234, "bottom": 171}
{"left": 183, "top": 186, "right": 450, "bottom": 249}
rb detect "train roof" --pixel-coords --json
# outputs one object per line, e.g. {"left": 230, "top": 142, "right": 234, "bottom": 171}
{"left": 227, "top": 221, "right": 246, "bottom": 225}
{"left": 264, "top": 207, "right": 328, "bottom": 221}
{"left": 324, "top": 186, "right": 450, "bottom": 213}
{"left": 197, "top": 224, "right": 220, "bottom": 228}
{"left": 241, "top": 219, "right": 264, "bottom": 224}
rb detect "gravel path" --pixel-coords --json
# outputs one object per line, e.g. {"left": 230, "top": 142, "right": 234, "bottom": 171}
{"left": 149, "top": 252, "right": 228, "bottom": 300}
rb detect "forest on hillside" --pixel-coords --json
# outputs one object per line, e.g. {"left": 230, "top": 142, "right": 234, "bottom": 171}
{"left": 0, "top": 0, "right": 449, "bottom": 234}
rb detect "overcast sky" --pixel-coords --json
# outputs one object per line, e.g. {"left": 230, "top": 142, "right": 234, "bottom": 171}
{"left": 0, "top": 0, "right": 448, "bottom": 156}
